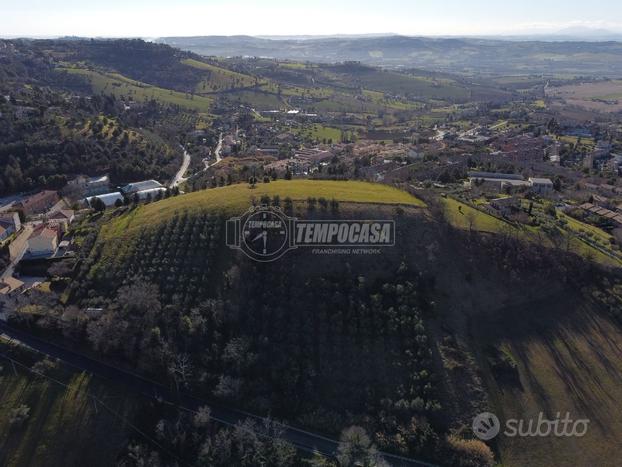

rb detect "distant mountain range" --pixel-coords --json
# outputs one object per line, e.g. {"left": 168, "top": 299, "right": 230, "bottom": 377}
{"left": 486, "top": 27, "right": 622, "bottom": 42}
{"left": 156, "top": 34, "right": 622, "bottom": 76}
{"left": 256, "top": 28, "right": 622, "bottom": 43}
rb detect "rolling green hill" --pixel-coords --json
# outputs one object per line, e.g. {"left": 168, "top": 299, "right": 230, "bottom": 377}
{"left": 100, "top": 180, "right": 425, "bottom": 239}
{"left": 182, "top": 58, "right": 261, "bottom": 93}
{"left": 57, "top": 66, "right": 213, "bottom": 112}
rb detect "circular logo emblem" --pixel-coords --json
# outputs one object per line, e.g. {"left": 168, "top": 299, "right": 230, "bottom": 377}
{"left": 472, "top": 412, "right": 500, "bottom": 440}
{"left": 240, "top": 207, "right": 290, "bottom": 262}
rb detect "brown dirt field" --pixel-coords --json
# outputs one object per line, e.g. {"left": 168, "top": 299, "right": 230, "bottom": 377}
{"left": 546, "top": 81, "right": 622, "bottom": 113}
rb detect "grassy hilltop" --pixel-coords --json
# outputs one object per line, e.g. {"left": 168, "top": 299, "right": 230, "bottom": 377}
{"left": 100, "top": 180, "right": 425, "bottom": 239}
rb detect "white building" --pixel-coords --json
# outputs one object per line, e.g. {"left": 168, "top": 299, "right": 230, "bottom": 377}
{"left": 87, "top": 192, "right": 125, "bottom": 208}
{"left": 121, "top": 180, "right": 163, "bottom": 195}
{"left": 466, "top": 172, "right": 530, "bottom": 193}
{"left": 136, "top": 187, "right": 167, "bottom": 200}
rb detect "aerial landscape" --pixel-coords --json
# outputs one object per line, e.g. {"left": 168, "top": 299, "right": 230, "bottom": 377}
{"left": 1, "top": 1, "right": 622, "bottom": 466}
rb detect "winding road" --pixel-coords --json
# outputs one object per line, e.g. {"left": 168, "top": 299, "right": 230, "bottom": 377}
{"left": 169, "top": 146, "right": 191, "bottom": 188}
{"left": 204, "top": 132, "right": 223, "bottom": 170}
{"left": 0, "top": 321, "right": 436, "bottom": 466}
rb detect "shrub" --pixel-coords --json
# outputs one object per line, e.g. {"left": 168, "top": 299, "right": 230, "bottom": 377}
{"left": 444, "top": 435, "right": 494, "bottom": 467}
{"left": 9, "top": 405, "right": 31, "bottom": 428}
{"left": 31, "top": 358, "right": 59, "bottom": 377}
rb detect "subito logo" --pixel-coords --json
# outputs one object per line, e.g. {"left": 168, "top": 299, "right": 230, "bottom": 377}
{"left": 472, "top": 412, "right": 501, "bottom": 440}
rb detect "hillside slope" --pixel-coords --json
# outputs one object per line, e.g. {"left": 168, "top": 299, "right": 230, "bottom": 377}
{"left": 478, "top": 296, "right": 622, "bottom": 467}
{"left": 12, "top": 181, "right": 622, "bottom": 467}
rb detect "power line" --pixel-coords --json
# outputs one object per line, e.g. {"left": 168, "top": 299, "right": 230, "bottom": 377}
{"left": 0, "top": 350, "right": 184, "bottom": 465}
{"left": 0, "top": 325, "right": 437, "bottom": 466}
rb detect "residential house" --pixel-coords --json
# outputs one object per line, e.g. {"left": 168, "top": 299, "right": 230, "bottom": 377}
{"left": 27, "top": 224, "right": 59, "bottom": 257}
{"left": 47, "top": 209, "right": 75, "bottom": 232}
{"left": 0, "top": 212, "right": 21, "bottom": 241}
{"left": 579, "top": 203, "right": 622, "bottom": 227}
{"left": 590, "top": 194, "right": 610, "bottom": 208}
{"left": 529, "top": 177, "right": 554, "bottom": 196}
{"left": 0, "top": 276, "right": 24, "bottom": 295}
{"left": 490, "top": 197, "right": 520, "bottom": 217}
{"left": 14, "top": 190, "right": 59, "bottom": 216}
{"left": 0, "top": 224, "right": 8, "bottom": 242}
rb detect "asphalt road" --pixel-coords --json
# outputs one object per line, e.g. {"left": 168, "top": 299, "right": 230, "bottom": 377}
{"left": 0, "top": 321, "right": 437, "bottom": 466}
{"left": 205, "top": 132, "right": 223, "bottom": 170}
{"left": 170, "top": 146, "right": 191, "bottom": 188}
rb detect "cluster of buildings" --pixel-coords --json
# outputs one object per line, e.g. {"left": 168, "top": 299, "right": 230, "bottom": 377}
{"left": 0, "top": 173, "right": 172, "bottom": 297}
{"left": 294, "top": 147, "right": 333, "bottom": 163}
{"left": 61, "top": 174, "right": 169, "bottom": 209}
{"left": 457, "top": 126, "right": 492, "bottom": 144}
{"left": 86, "top": 179, "right": 166, "bottom": 208}
{"left": 262, "top": 147, "right": 336, "bottom": 176}
{"left": 578, "top": 203, "right": 622, "bottom": 227}
{"left": 491, "top": 134, "right": 549, "bottom": 163}
{"left": 582, "top": 141, "right": 614, "bottom": 171}
{"left": 13, "top": 190, "right": 59, "bottom": 217}
{"left": 0, "top": 202, "right": 75, "bottom": 297}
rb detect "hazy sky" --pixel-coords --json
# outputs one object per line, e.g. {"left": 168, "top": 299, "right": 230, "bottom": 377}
{"left": 2, "top": 0, "right": 622, "bottom": 37}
